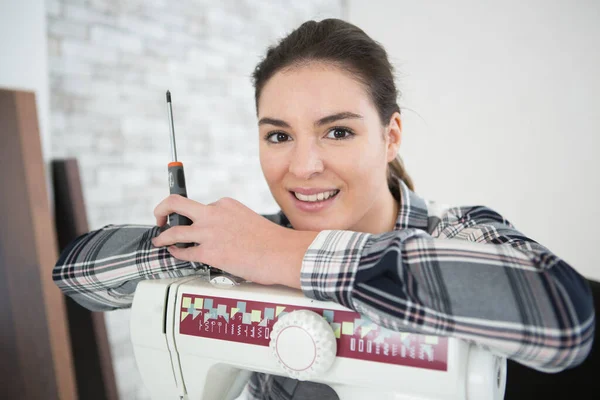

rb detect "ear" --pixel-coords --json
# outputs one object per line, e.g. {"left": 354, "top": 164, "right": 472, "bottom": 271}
{"left": 385, "top": 112, "right": 402, "bottom": 162}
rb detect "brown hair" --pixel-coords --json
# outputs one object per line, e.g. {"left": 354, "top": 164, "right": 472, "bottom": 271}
{"left": 251, "top": 18, "right": 414, "bottom": 198}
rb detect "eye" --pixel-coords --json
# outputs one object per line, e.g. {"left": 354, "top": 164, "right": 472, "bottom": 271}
{"left": 325, "top": 127, "right": 355, "bottom": 140}
{"left": 265, "top": 132, "right": 292, "bottom": 143}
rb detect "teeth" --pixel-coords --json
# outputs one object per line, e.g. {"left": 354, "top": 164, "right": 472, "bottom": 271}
{"left": 294, "top": 190, "right": 338, "bottom": 202}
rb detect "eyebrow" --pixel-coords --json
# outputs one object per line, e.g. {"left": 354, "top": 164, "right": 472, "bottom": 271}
{"left": 258, "top": 112, "right": 363, "bottom": 128}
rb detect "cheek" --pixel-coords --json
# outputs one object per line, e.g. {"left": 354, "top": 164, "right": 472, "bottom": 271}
{"left": 330, "top": 143, "right": 386, "bottom": 182}
{"left": 259, "top": 151, "right": 286, "bottom": 187}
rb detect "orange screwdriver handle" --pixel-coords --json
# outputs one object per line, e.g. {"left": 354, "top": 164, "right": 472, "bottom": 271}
{"left": 168, "top": 162, "right": 193, "bottom": 248}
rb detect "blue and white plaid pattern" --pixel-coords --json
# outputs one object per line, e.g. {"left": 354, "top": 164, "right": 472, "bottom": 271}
{"left": 52, "top": 180, "right": 595, "bottom": 400}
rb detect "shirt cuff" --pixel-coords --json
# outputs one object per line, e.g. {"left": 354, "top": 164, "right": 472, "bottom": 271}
{"left": 300, "top": 230, "right": 371, "bottom": 308}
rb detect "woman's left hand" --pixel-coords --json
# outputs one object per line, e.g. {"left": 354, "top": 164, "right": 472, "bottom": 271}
{"left": 151, "top": 195, "right": 317, "bottom": 288}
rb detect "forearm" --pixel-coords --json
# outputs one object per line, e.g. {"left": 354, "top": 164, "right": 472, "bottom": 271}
{"left": 272, "top": 229, "right": 318, "bottom": 290}
{"left": 301, "top": 229, "right": 595, "bottom": 372}
{"left": 52, "top": 224, "right": 198, "bottom": 311}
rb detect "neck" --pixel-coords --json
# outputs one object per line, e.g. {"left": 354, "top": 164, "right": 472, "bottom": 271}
{"left": 351, "top": 184, "right": 400, "bottom": 234}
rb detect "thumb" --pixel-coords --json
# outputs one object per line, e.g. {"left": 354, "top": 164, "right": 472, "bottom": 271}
{"left": 167, "top": 244, "right": 198, "bottom": 262}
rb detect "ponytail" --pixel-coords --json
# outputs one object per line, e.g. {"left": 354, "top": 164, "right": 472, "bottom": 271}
{"left": 387, "top": 155, "right": 414, "bottom": 201}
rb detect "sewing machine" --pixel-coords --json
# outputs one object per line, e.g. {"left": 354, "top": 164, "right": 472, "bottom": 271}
{"left": 130, "top": 271, "right": 507, "bottom": 400}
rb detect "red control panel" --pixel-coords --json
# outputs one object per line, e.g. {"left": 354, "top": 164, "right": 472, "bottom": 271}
{"left": 179, "top": 294, "right": 448, "bottom": 371}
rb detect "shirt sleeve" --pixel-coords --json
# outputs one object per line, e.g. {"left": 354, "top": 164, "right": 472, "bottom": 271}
{"left": 52, "top": 213, "right": 286, "bottom": 312}
{"left": 300, "top": 206, "right": 595, "bottom": 373}
{"left": 52, "top": 224, "right": 201, "bottom": 311}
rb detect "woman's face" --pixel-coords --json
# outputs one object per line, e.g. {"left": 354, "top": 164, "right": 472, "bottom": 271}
{"left": 258, "top": 63, "right": 401, "bottom": 233}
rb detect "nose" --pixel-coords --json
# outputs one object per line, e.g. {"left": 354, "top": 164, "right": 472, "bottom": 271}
{"left": 288, "top": 140, "right": 324, "bottom": 180}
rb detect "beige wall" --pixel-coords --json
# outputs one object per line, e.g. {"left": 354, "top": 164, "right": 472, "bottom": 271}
{"left": 0, "top": 0, "right": 51, "bottom": 198}
{"left": 348, "top": 0, "right": 600, "bottom": 281}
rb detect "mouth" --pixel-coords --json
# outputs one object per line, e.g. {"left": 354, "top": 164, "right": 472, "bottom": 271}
{"left": 291, "top": 189, "right": 340, "bottom": 202}
{"left": 288, "top": 189, "right": 340, "bottom": 212}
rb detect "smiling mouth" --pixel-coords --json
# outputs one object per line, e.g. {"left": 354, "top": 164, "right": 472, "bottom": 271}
{"left": 291, "top": 189, "right": 340, "bottom": 202}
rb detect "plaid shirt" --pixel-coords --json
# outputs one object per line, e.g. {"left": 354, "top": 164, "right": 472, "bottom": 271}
{"left": 53, "top": 180, "right": 595, "bottom": 399}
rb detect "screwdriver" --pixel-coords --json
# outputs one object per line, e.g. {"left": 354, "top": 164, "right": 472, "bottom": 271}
{"left": 165, "top": 90, "right": 193, "bottom": 248}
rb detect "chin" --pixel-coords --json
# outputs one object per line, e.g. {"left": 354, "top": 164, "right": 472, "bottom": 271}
{"left": 287, "top": 214, "right": 349, "bottom": 232}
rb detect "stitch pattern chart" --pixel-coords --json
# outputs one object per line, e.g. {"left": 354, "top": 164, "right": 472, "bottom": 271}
{"left": 179, "top": 294, "right": 448, "bottom": 371}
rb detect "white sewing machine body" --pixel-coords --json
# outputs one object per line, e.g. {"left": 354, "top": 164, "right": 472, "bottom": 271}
{"left": 130, "top": 275, "right": 507, "bottom": 400}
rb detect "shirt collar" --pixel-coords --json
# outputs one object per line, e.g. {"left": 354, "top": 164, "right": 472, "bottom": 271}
{"left": 394, "top": 179, "right": 430, "bottom": 231}
{"left": 277, "top": 179, "right": 430, "bottom": 232}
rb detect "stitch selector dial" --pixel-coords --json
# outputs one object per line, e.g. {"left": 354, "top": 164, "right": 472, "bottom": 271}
{"left": 269, "top": 310, "right": 337, "bottom": 380}
{"left": 209, "top": 274, "right": 245, "bottom": 287}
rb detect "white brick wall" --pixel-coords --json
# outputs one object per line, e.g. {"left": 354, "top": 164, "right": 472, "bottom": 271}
{"left": 48, "top": 1, "right": 346, "bottom": 398}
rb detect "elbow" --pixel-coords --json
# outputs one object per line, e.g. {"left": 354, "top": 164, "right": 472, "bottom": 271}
{"left": 545, "top": 314, "right": 595, "bottom": 373}
{"left": 564, "top": 321, "right": 595, "bottom": 373}
{"left": 543, "top": 274, "right": 596, "bottom": 372}
{"left": 520, "top": 268, "right": 597, "bottom": 373}
{"left": 559, "top": 278, "right": 596, "bottom": 371}
{"left": 520, "top": 317, "right": 595, "bottom": 374}
{"left": 559, "top": 268, "right": 596, "bottom": 371}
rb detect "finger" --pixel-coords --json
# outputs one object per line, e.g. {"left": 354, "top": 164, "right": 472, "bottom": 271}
{"left": 152, "top": 225, "right": 198, "bottom": 248}
{"left": 156, "top": 214, "right": 168, "bottom": 227}
{"left": 166, "top": 245, "right": 198, "bottom": 262}
{"left": 153, "top": 194, "right": 204, "bottom": 223}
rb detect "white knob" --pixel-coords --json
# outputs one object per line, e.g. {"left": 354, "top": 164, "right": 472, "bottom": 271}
{"left": 209, "top": 274, "right": 244, "bottom": 287}
{"left": 269, "top": 310, "right": 337, "bottom": 381}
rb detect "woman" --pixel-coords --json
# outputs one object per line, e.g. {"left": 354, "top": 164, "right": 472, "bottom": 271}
{"left": 53, "top": 18, "right": 595, "bottom": 399}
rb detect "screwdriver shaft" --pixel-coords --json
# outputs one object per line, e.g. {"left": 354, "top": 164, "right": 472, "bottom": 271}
{"left": 166, "top": 90, "right": 178, "bottom": 163}
{"left": 164, "top": 90, "right": 193, "bottom": 247}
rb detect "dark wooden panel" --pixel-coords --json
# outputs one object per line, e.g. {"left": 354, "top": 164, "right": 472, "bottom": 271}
{"left": 0, "top": 88, "right": 77, "bottom": 400}
{"left": 52, "top": 159, "right": 118, "bottom": 400}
